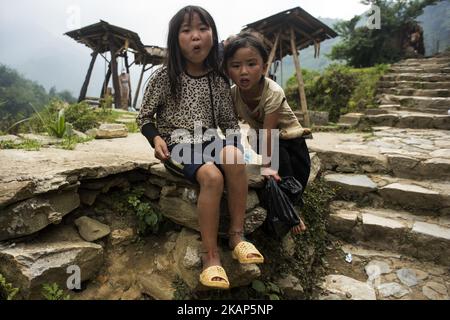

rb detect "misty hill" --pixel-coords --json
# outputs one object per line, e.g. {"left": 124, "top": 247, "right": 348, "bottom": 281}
{"left": 274, "top": 17, "right": 342, "bottom": 87}
{"left": 277, "top": 1, "right": 450, "bottom": 87}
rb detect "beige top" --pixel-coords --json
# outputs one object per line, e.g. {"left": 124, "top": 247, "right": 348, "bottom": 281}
{"left": 231, "top": 77, "right": 304, "bottom": 139}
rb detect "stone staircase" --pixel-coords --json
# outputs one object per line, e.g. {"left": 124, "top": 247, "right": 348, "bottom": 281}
{"left": 339, "top": 52, "right": 450, "bottom": 130}
{"left": 311, "top": 129, "right": 450, "bottom": 299}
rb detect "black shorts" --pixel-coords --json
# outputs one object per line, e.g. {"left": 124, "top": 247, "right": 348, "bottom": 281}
{"left": 164, "top": 137, "right": 244, "bottom": 184}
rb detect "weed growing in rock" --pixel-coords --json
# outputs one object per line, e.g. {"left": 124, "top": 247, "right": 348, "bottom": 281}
{"left": 0, "top": 138, "right": 41, "bottom": 151}
{"left": 56, "top": 135, "right": 94, "bottom": 150}
{"left": 41, "top": 283, "right": 71, "bottom": 300}
{"left": 251, "top": 280, "right": 282, "bottom": 300}
{"left": 0, "top": 274, "right": 19, "bottom": 300}
{"left": 127, "top": 187, "right": 164, "bottom": 235}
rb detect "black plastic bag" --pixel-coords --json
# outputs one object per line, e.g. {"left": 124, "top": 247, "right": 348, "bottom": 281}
{"left": 278, "top": 176, "right": 304, "bottom": 207}
{"left": 262, "top": 176, "right": 301, "bottom": 239}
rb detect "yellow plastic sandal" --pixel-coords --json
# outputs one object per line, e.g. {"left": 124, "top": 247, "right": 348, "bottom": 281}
{"left": 199, "top": 266, "right": 230, "bottom": 290}
{"left": 232, "top": 241, "right": 264, "bottom": 264}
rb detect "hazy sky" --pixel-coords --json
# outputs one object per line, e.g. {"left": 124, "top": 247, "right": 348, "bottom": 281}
{"left": 1, "top": 0, "right": 368, "bottom": 47}
{"left": 0, "top": 0, "right": 370, "bottom": 96}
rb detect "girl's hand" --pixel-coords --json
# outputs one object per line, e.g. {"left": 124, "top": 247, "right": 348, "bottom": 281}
{"left": 260, "top": 166, "right": 281, "bottom": 182}
{"left": 153, "top": 136, "right": 170, "bottom": 161}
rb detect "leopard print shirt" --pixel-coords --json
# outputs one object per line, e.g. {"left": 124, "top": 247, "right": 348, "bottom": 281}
{"left": 136, "top": 67, "right": 240, "bottom": 147}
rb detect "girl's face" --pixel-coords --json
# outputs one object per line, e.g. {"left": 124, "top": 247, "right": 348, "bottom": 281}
{"left": 226, "top": 47, "right": 268, "bottom": 92}
{"left": 178, "top": 12, "right": 213, "bottom": 70}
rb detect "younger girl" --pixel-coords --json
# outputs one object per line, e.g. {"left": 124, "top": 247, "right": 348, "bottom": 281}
{"left": 137, "top": 6, "right": 263, "bottom": 290}
{"left": 224, "top": 33, "right": 311, "bottom": 235}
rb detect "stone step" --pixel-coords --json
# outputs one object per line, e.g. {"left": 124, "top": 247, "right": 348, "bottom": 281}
{"left": 381, "top": 74, "right": 450, "bottom": 82}
{"left": 363, "top": 112, "right": 450, "bottom": 130}
{"left": 307, "top": 129, "right": 450, "bottom": 181}
{"left": 388, "top": 67, "right": 450, "bottom": 74}
{"left": 323, "top": 173, "right": 450, "bottom": 215}
{"left": 377, "top": 88, "right": 450, "bottom": 97}
{"left": 377, "top": 81, "right": 450, "bottom": 90}
{"left": 396, "top": 57, "right": 450, "bottom": 65}
{"left": 327, "top": 201, "right": 450, "bottom": 266}
{"left": 377, "top": 104, "right": 447, "bottom": 115}
{"left": 379, "top": 94, "right": 450, "bottom": 111}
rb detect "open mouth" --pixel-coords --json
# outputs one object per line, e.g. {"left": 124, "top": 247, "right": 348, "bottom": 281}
{"left": 193, "top": 45, "right": 201, "bottom": 52}
{"left": 240, "top": 79, "right": 250, "bottom": 87}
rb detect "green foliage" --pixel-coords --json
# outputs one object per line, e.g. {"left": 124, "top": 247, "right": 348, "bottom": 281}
{"left": 41, "top": 283, "right": 71, "bottom": 300}
{"left": 125, "top": 121, "right": 139, "bottom": 133}
{"left": 48, "top": 86, "right": 76, "bottom": 104}
{"left": 64, "top": 102, "right": 99, "bottom": 132}
{"left": 0, "top": 273, "right": 19, "bottom": 300}
{"left": 100, "top": 93, "right": 113, "bottom": 110}
{"left": 0, "top": 139, "right": 41, "bottom": 151}
{"left": 56, "top": 135, "right": 93, "bottom": 150}
{"left": 285, "top": 64, "right": 388, "bottom": 122}
{"left": 329, "top": 0, "right": 443, "bottom": 67}
{"left": 46, "top": 109, "right": 67, "bottom": 138}
{"left": 251, "top": 280, "right": 282, "bottom": 300}
{"left": 127, "top": 187, "right": 163, "bottom": 235}
{"left": 0, "top": 64, "right": 75, "bottom": 133}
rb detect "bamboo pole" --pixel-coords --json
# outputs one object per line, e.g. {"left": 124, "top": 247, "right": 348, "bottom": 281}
{"left": 265, "top": 31, "right": 280, "bottom": 77}
{"left": 290, "top": 27, "right": 310, "bottom": 128}
{"left": 78, "top": 50, "right": 98, "bottom": 103}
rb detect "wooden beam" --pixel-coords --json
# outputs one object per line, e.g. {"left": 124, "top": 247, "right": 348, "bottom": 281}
{"left": 100, "top": 62, "right": 112, "bottom": 98}
{"left": 290, "top": 27, "right": 310, "bottom": 128}
{"left": 265, "top": 31, "right": 280, "bottom": 77}
{"left": 109, "top": 38, "right": 122, "bottom": 109}
{"left": 133, "top": 64, "right": 147, "bottom": 109}
{"left": 78, "top": 50, "right": 98, "bottom": 102}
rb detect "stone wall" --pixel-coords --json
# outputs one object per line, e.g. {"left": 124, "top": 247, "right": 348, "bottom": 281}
{"left": 0, "top": 153, "right": 323, "bottom": 300}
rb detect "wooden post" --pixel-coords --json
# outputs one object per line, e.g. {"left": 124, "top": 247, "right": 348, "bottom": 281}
{"left": 101, "top": 62, "right": 112, "bottom": 99}
{"left": 133, "top": 64, "right": 146, "bottom": 109}
{"left": 124, "top": 52, "right": 132, "bottom": 108}
{"left": 78, "top": 50, "right": 98, "bottom": 102}
{"left": 280, "top": 39, "right": 283, "bottom": 85}
{"left": 265, "top": 31, "right": 280, "bottom": 77}
{"left": 109, "top": 41, "right": 122, "bottom": 109}
{"left": 290, "top": 27, "right": 310, "bottom": 128}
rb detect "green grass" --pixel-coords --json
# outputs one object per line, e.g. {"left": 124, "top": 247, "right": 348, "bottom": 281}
{"left": 0, "top": 139, "right": 41, "bottom": 151}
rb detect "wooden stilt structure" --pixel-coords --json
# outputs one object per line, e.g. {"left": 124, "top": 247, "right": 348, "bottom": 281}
{"left": 243, "top": 7, "right": 338, "bottom": 128}
{"left": 78, "top": 51, "right": 98, "bottom": 102}
{"left": 65, "top": 20, "right": 166, "bottom": 110}
{"left": 290, "top": 27, "right": 310, "bottom": 128}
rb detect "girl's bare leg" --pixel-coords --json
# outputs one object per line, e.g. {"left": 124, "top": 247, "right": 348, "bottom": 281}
{"left": 196, "top": 163, "right": 224, "bottom": 275}
{"left": 219, "top": 146, "right": 257, "bottom": 253}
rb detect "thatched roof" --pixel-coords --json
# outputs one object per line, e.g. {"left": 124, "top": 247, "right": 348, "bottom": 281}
{"left": 242, "top": 7, "right": 338, "bottom": 58}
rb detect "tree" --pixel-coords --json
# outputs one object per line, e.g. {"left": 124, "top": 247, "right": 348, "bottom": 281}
{"left": 0, "top": 64, "right": 50, "bottom": 132}
{"left": 329, "top": 0, "right": 443, "bottom": 67}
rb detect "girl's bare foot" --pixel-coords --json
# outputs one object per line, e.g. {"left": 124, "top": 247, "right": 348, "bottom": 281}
{"left": 201, "top": 250, "right": 223, "bottom": 282}
{"left": 291, "top": 219, "right": 307, "bottom": 235}
{"left": 228, "top": 230, "right": 260, "bottom": 260}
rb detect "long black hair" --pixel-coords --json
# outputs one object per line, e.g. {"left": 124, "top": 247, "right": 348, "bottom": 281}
{"left": 166, "top": 5, "right": 220, "bottom": 97}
